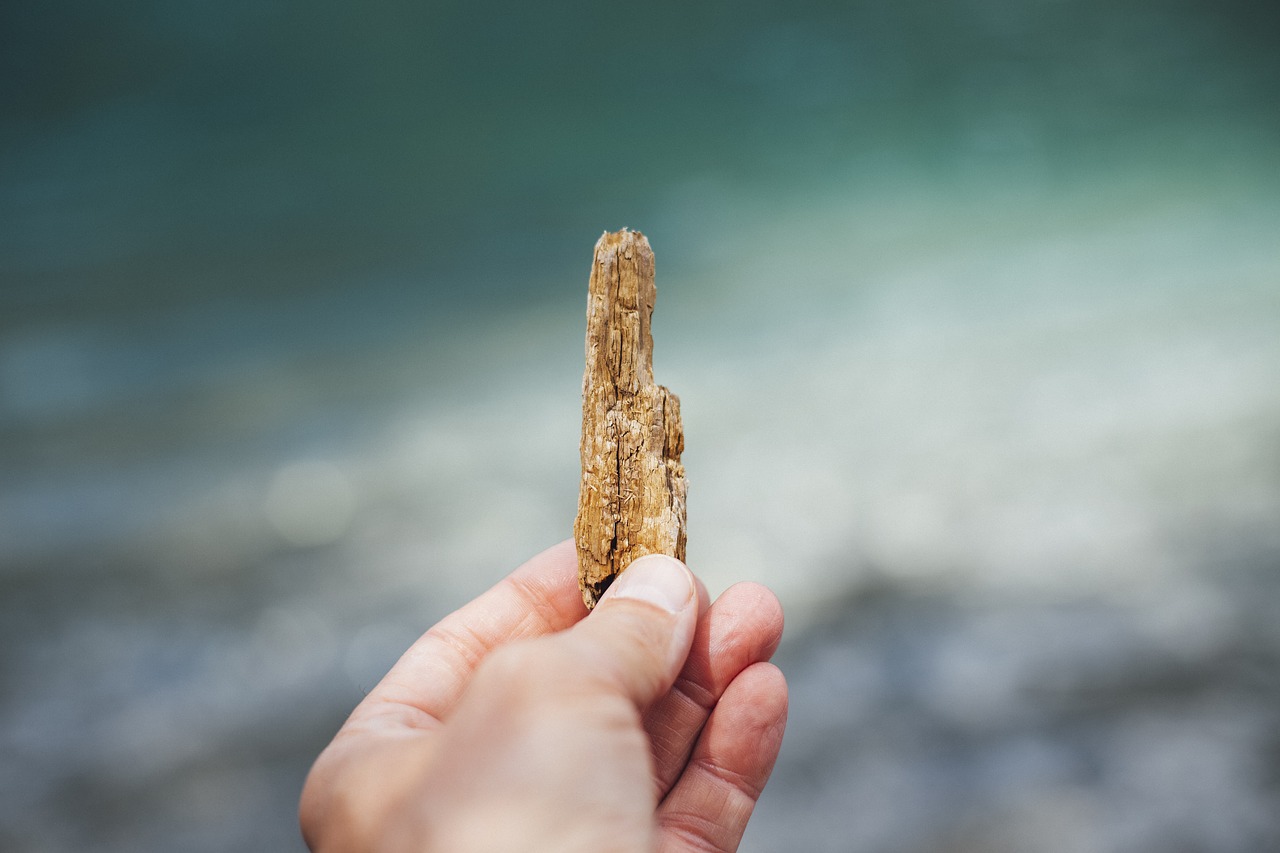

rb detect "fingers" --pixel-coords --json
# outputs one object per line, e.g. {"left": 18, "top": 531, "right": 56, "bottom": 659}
{"left": 551, "top": 554, "right": 700, "bottom": 710}
{"left": 656, "top": 662, "right": 788, "bottom": 853}
{"left": 646, "top": 582, "right": 784, "bottom": 798}
{"left": 352, "top": 538, "right": 587, "bottom": 729}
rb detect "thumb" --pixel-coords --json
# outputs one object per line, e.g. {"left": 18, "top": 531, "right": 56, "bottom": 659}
{"left": 557, "top": 554, "right": 699, "bottom": 710}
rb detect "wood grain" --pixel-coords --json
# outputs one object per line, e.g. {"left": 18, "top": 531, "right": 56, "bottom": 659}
{"left": 574, "top": 229, "right": 687, "bottom": 609}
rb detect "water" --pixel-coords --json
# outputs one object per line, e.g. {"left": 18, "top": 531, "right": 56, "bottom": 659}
{"left": 2, "top": 1, "right": 1279, "bottom": 850}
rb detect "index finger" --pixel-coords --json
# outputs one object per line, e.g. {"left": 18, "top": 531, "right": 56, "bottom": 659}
{"left": 351, "top": 539, "right": 588, "bottom": 730}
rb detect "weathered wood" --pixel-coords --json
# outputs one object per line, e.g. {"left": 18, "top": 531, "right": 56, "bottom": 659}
{"left": 574, "top": 229, "right": 687, "bottom": 609}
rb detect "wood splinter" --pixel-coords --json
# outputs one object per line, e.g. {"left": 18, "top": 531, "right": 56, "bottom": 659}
{"left": 574, "top": 229, "right": 687, "bottom": 610}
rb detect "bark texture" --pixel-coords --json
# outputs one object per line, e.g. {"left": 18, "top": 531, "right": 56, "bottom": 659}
{"left": 574, "top": 229, "right": 687, "bottom": 609}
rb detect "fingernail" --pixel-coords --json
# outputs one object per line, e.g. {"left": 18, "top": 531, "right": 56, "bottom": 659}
{"left": 600, "top": 554, "right": 693, "bottom": 613}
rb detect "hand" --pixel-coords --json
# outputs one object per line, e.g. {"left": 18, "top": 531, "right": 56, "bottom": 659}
{"left": 299, "top": 540, "right": 787, "bottom": 852}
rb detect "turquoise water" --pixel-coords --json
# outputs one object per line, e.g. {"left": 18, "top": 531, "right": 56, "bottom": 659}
{"left": 2, "top": 2, "right": 1279, "bottom": 850}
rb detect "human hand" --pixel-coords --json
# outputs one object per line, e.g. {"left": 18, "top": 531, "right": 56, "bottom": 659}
{"left": 299, "top": 540, "right": 787, "bottom": 852}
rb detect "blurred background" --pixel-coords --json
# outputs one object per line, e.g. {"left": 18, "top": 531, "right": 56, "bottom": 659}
{"left": 3, "top": 1, "right": 1279, "bottom": 850}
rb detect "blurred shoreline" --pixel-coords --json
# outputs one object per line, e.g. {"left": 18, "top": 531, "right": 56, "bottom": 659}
{"left": 3, "top": 2, "right": 1279, "bottom": 849}
{"left": 5, "top": 163, "right": 1280, "bottom": 850}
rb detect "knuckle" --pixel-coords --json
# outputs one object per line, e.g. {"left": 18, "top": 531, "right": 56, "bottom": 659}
{"left": 692, "top": 752, "right": 766, "bottom": 802}
{"left": 659, "top": 810, "right": 729, "bottom": 853}
{"left": 298, "top": 749, "right": 358, "bottom": 850}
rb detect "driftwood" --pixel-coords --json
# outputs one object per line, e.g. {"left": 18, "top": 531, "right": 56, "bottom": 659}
{"left": 574, "top": 230, "right": 687, "bottom": 609}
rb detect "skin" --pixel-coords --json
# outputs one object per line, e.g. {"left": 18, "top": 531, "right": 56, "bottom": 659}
{"left": 299, "top": 540, "right": 788, "bottom": 852}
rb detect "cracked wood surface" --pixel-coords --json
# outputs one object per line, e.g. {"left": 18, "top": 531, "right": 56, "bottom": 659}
{"left": 574, "top": 229, "right": 687, "bottom": 609}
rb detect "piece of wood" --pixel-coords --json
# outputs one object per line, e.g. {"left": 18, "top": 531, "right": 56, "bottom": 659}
{"left": 574, "top": 229, "right": 687, "bottom": 609}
